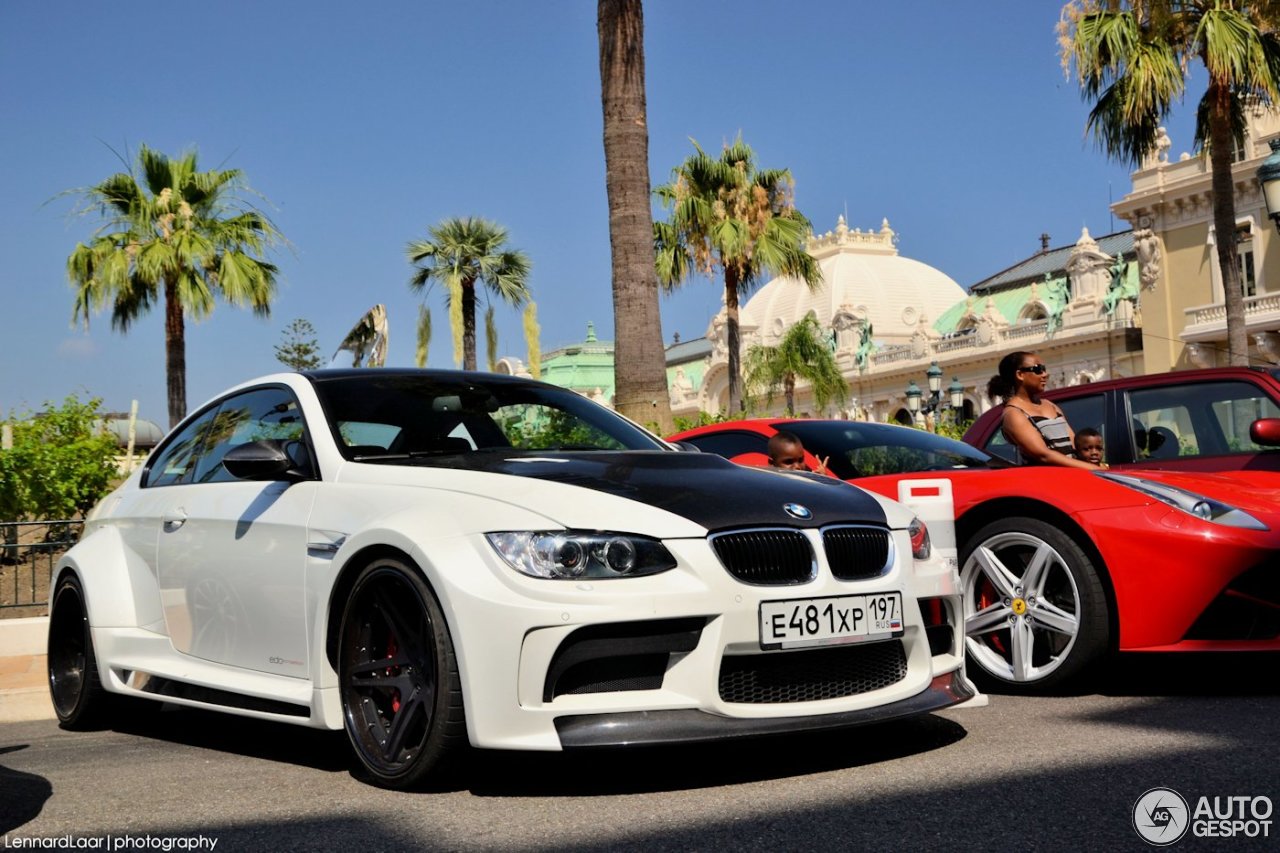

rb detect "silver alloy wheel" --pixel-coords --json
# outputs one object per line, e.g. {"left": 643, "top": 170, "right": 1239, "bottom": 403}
{"left": 960, "top": 530, "right": 1082, "bottom": 683}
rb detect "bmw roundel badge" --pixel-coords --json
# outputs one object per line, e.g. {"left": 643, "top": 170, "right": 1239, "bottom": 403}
{"left": 783, "top": 503, "right": 812, "bottom": 520}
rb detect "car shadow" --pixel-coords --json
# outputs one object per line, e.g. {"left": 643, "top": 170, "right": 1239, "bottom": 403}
{"left": 109, "top": 705, "right": 350, "bottom": 773}
{"left": 103, "top": 702, "right": 968, "bottom": 795}
{"left": 975, "top": 651, "right": 1280, "bottom": 699}
{"left": 464, "top": 714, "right": 968, "bottom": 797}
{"left": 0, "top": 745, "right": 52, "bottom": 834}
{"left": 1097, "top": 651, "right": 1280, "bottom": 697}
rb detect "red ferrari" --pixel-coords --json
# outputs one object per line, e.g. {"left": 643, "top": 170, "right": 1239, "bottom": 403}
{"left": 669, "top": 419, "right": 1280, "bottom": 692}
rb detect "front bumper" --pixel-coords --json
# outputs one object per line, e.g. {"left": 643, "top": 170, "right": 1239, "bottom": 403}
{"left": 410, "top": 529, "right": 966, "bottom": 751}
{"left": 555, "top": 669, "right": 973, "bottom": 748}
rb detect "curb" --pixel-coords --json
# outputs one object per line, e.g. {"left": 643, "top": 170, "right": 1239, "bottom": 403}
{"left": 0, "top": 616, "right": 53, "bottom": 722}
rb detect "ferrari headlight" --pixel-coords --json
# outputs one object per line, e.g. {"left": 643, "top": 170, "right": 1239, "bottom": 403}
{"left": 1096, "top": 473, "right": 1269, "bottom": 530}
{"left": 486, "top": 531, "right": 677, "bottom": 579}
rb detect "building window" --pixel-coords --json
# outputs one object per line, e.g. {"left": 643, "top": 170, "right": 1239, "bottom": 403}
{"left": 1209, "top": 217, "right": 1261, "bottom": 302}
{"left": 1231, "top": 133, "right": 1248, "bottom": 164}
{"left": 1237, "top": 225, "right": 1256, "bottom": 298}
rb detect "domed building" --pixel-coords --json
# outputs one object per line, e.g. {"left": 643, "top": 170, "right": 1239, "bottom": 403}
{"left": 670, "top": 213, "right": 1149, "bottom": 426}
{"left": 688, "top": 216, "right": 970, "bottom": 420}
{"left": 738, "top": 216, "right": 966, "bottom": 351}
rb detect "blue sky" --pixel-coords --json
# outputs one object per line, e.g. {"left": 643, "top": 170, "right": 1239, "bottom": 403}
{"left": 0, "top": 1, "right": 1203, "bottom": 424}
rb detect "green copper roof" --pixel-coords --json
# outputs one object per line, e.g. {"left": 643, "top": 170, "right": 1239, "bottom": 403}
{"left": 972, "top": 231, "right": 1135, "bottom": 293}
{"left": 934, "top": 230, "right": 1138, "bottom": 335}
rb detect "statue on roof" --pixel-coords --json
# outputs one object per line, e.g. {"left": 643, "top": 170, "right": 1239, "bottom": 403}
{"left": 1043, "top": 273, "right": 1070, "bottom": 336}
{"left": 854, "top": 321, "right": 876, "bottom": 372}
{"left": 669, "top": 366, "right": 694, "bottom": 404}
{"left": 1103, "top": 256, "right": 1139, "bottom": 317}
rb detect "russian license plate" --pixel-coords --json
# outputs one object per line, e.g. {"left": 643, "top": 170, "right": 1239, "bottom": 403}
{"left": 759, "top": 593, "right": 904, "bottom": 649}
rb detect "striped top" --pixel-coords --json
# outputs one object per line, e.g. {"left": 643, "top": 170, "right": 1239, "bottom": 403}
{"left": 1004, "top": 406, "right": 1075, "bottom": 465}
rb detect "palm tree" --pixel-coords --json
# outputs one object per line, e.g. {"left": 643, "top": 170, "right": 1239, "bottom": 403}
{"left": 655, "top": 137, "right": 822, "bottom": 412}
{"left": 744, "top": 315, "right": 847, "bottom": 416}
{"left": 1061, "top": 0, "right": 1280, "bottom": 367}
{"left": 406, "top": 217, "right": 531, "bottom": 371}
{"left": 598, "top": 0, "right": 674, "bottom": 432}
{"left": 66, "top": 145, "right": 282, "bottom": 427}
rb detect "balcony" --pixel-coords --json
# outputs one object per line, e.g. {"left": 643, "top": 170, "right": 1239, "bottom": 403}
{"left": 1182, "top": 292, "right": 1280, "bottom": 341}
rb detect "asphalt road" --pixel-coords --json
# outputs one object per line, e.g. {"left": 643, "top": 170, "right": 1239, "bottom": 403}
{"left": 2, "top": 654, "right": 1278, "bottom": 853}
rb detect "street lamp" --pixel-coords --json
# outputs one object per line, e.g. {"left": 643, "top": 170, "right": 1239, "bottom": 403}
{"left": 904, "top": 363, "right": 965, "bottom": 430}
{"left": 905, "top": 380, "right": 922, "bottom": 417}
{"left": 948, "top": 375, "right": 965, "bottom": 411}
{"left": 926, "top": 361, "right": 943, "bottom": 398}
{"left": 1257, "top": 138, "right": 1280, "bottom": 234}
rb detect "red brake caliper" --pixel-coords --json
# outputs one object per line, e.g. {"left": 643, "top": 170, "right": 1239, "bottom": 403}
{"left": 977, "top": 579, "right": 1008, "bottom": 655}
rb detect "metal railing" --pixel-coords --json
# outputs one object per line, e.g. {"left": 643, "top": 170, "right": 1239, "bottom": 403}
{"left": 1, "top": 520, "right": 82, "bottom": 615}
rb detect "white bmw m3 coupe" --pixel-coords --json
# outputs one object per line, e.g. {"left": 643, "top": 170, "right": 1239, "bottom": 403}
{"left": 49, "top": 369, "right": 972, "bottom": 787}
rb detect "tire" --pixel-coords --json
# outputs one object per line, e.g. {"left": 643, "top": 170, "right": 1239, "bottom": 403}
{"left": 959, "top": 517, "right": 1110, "bottom": 694}
{"left": 338, "top": 557, "right": 466, "bottom": 789}
{"left": 47, "top": 574, "right": 114, "bottom": 728}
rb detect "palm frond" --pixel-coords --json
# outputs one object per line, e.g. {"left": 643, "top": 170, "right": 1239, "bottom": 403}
{"left": 1192, "top": 86, "right": 1249, "bottom": 154}
{"left": 653, "top": 220, "right": 691, "bottom": 289}
{"left": 523, "top": 302, "right": 541, "bottom": 379}
{"left": 448, "top": 278, "right": 464, "bottom": 366}
{"left": 484, "top": 305, "right": 499, "bottom": 372}
{"left": 416, "top": 306, "right": 431, "bottom": 368}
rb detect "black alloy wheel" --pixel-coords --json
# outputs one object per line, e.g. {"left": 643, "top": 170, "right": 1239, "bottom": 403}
{"left": 47, "top": 574, "right": 112, "bottom": 728}
{"left": 338, "top": 558, "right": 465, "bottom": 789}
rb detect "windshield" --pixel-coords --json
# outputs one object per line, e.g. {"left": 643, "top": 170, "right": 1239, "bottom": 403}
{"left": 779, "top": 421, "right": 1000, "bottom": 479}
{"left": 310, "top": 372, "right": 668, "bottom": 461}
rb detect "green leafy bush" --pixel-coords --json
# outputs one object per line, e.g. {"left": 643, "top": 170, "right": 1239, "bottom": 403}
{"left": 0, "top": 395, "right": 120, "bottom": 522}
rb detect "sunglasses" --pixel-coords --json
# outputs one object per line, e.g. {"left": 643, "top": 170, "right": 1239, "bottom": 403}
{"left": 1018, "top": 364, "right": 1047, "bottom": 375}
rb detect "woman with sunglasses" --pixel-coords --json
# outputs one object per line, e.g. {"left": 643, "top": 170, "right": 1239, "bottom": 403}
{"left": 986, "top": 351, "right": 1101, "bottom": 469}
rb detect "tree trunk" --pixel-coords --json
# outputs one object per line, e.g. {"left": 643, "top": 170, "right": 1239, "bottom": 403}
{"left": 462, "top": 282, "right": 477, "bottom": 371}
{"left": 164, "top": 278, "right": 187, "bottom": 428}
{"left": 784, "top": 373, "right": 795, "bottom": 417}
{"left": 1209, "top": 79, "right": 1249, "bottom": 367}
{"left": 598, "top": 0, "right": 673, "bottom": 433}
{"left": 725, "top": 267, "right": 742, "bottom": 413}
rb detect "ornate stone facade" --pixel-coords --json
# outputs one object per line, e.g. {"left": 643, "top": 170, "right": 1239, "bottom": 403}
{"left": 534, "top": 109, "right": 1280, "bottom": 424}
{"left": 662, "top": 217, "right": 1142, "bottom": 426}
{"left": 1112, "top": 103, "right": 1280, "bottom": 372}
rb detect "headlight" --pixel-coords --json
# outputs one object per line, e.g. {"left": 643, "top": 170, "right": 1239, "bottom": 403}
{"left": 908, "top": 517, "right": 931, "bottom": 560}
{"left": 486, "top": 531, "right": 678, "bottom": 579}
{"left": 1096, "top": 473, "right": 1269, "bottom": 530}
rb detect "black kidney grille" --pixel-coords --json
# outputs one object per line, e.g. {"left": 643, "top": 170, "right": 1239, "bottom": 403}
{"left": 823, "top": 526, "right": 892, "bottom": 580}
{"left": 719, "top": 641, "right": 908, "bottom": 704}
{"left": 711, "top": 529, "right": 813, "bottom": 584}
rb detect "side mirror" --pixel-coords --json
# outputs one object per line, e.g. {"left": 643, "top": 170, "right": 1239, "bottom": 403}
{"left": 669, "top": 440, "right": 702, "bottom": 452}
{"left": 1249, "top": 417, "right": 1280, "bottom": 447}
{"left": 223, "top": 440, "right": 310, "bottom": 481}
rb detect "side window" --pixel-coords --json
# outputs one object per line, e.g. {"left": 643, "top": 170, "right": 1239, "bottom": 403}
{"left": 191, "top": 387, "right": 307, "bottom": 484}
{"left": 145, "top": 407, "right": 223, "bottom": 487}
{"left": 1128, "top": 381, "right": 1280, "bottom": 459}
{"left": 1057, "top": 395, "right": 1106, "bottom": 439}
{"left": 682, "top": 431, "right": 770, "bottom": 460}
{"left": 982, "top": 427, "right": 1017, "bottom": 464}
{"left": 1058, "top": 394, "right": 1107, "bottom": 458}
{"left": 983, "top": 395, "right": 1104, "bottom": 462}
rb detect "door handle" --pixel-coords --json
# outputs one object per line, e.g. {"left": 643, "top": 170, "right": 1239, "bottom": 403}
{"left": 161, "top": 509, "right": 187, "bottom": 531}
